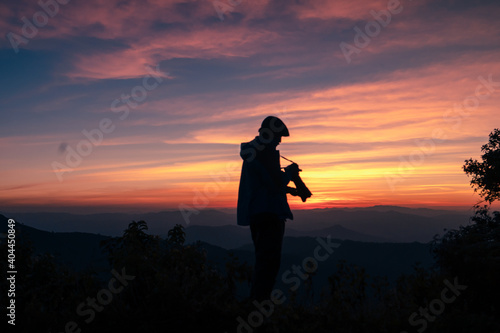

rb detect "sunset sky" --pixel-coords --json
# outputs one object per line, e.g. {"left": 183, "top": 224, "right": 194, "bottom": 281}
{"left": 1, "top": 0, "right": 500, "bottom": 213}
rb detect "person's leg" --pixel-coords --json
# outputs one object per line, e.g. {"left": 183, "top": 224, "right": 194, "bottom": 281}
{"left": 250, "top": 213, "right": 285, "bottom": 301}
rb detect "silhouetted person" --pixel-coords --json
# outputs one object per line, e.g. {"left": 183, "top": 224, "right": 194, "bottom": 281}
{"left": 237, "top": 116, "right": 301, "bottom": 301}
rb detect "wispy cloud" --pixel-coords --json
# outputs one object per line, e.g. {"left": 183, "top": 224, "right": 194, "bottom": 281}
{"left": 1, "top": 0, "right": 499, "bottom": 211}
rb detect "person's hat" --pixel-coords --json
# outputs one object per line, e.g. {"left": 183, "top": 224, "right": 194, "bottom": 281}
{"left": 259, "top": 116, "right": 289, "bottom": 137}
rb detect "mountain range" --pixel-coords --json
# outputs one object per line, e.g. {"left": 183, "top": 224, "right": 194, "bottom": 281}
{"left": 3, "top": 206, "right": 473, "bottom": 246}
{"left": 0, "top": 214, "right": 435, "bottom": 300}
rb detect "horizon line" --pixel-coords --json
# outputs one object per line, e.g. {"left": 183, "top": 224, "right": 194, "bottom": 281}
{"left": 2, "top": 203, "right": 486, "bottom": 216}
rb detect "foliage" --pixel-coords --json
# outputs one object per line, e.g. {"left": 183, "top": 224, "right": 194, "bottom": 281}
{"left": 0, "top": 226, "right": 99, "bottom": 332}
{"left": 432, "top": 206, "right": 500, "bottom": 319}
{"left": 431, "top": 129, "right": 500, "bottom": 330}
{"left": 95, "top": 221, "right": 253, "bottom": 332}
{"left": 463, "top": 128, "right": 500, "bottom": 204}
{"left": 167, "top": 223, "right": 186, "bottom": 247}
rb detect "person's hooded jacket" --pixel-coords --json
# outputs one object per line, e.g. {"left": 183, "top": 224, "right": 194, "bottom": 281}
{"left": 237, "top": 136, "right": 294, "bottom": 226}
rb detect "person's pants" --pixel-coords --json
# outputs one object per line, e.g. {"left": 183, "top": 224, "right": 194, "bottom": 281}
{"left": 249, "top": 213, "right": 285, "bottom": 301}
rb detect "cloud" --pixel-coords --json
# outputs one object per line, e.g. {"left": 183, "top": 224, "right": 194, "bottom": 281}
{"left": 1, "top": 0, "right": 499, "bottom": 211}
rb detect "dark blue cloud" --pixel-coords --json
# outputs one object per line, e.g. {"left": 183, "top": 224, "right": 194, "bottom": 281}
{"left": 174, "top": 1, "right": 200, "bottom": 19}
{"left": 425, "top": 0, "right": 500, "bottom": 11}
{"left": 45, "top": 35, "right": 131, "bottom": 56}
{"left": 150, "top": 20, "right": 189, "bottom": 32}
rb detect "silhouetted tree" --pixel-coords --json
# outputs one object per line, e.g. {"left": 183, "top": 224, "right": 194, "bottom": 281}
{"left": 98, "top": 221, "right": 251, "bottom": 333}
{"left": 167, "top": 223, "right": 186, "bottom": 247}
{"left": 463, "top": 128, "right": 500, "bottom": 204}
{"left": 0, "top": 221, "right": 99, "bottom": 333}
{"left": 432, "top": 129, "right": 500, "bottom": 328}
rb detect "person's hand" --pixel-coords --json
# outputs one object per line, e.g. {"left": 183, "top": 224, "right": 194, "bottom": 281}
{"left": 285, "top": 163, "right": 300, "bottom": 180}
{"left": 286, "top": 186, "right": 299, "bottom": 196}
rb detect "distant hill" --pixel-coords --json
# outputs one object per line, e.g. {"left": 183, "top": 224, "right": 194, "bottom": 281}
{"left": 3, "top": 209, "right": 234, "bottom": 236}
{"left": 286, "top": 224, "right": 390, "bottom": 242}
{"left": 185, "top": 225, "right": 252, "bottom": 249}
{"left": 0, "top": 214, "right": 110, "bottom": 273}
{"left": 185, "top": 224, "right": 389, "bottom": 249}
{"left": 4, "top": 206, "right": 471, "bottom": 243}
{"left": 291, "top": 207, "right": 471, "bottom": 242}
